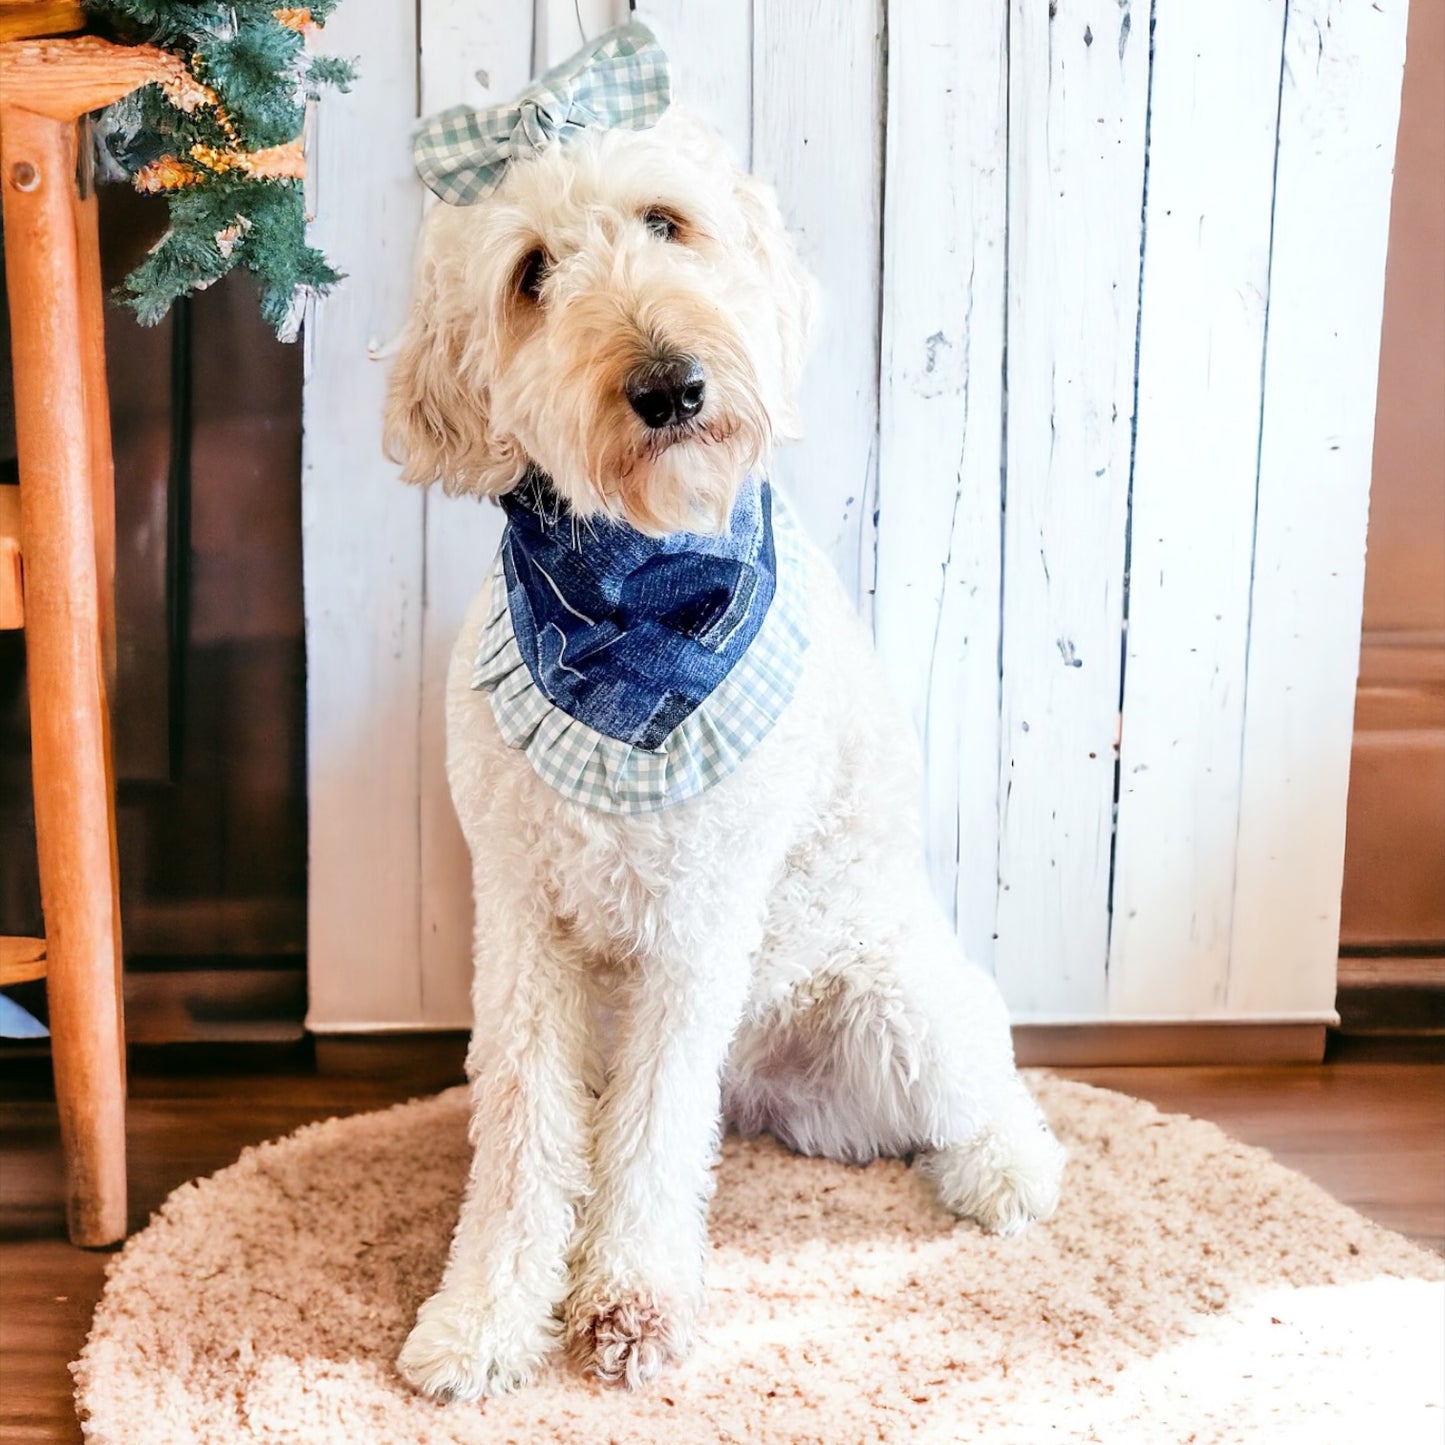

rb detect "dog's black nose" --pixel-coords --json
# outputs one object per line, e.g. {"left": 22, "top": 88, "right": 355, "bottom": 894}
{"left": 625, "top": 356, "right": 706, "bottom": 429}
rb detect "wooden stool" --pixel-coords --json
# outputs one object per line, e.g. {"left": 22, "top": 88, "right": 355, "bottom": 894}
{"left": 0, "top": 32, "right": 176, "bottom": 1247}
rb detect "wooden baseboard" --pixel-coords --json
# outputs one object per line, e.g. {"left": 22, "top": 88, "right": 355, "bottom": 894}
{"left": 1012, "top": 1021, "right": 1328, "bottom": 1066}
{"left": 5, "top": 955, "right": 1373, "bottom": 1062}
{"left": 1336, "top": 954, "right": 1445, "bottom": 1036}
{"left": 308, "top": 1019, "right": 1333, "bottom": 1066}
{"left": 122, "top": 966, "right": 306, "bottom": 1044}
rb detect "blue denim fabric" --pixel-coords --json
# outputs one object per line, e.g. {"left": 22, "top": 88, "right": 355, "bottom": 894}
{"left": 499, "top": 472, "right": 777, "bottom": 750}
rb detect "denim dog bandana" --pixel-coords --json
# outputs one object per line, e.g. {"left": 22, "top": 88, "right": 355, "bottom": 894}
{"left": 472, "top": 475, "right": 809, "bottom": 813}
{"left": 414, "top": 22, "right": 671, "bottom": 206}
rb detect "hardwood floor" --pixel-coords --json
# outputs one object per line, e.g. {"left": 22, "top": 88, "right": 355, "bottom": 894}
{"left": 2, "top": 1037, "right": 1442, "bottom": 1444}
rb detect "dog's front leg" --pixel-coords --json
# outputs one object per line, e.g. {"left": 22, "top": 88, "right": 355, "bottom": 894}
{"left": 564, "top": 915, "right": 756, "bottom": 1389}
{"left": 397, "top": 912, "right": 592, "bottom": 1402}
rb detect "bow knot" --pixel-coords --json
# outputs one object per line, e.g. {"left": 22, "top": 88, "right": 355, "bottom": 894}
{"left": 414, "top": 22, "right": 671, "bottom": 206}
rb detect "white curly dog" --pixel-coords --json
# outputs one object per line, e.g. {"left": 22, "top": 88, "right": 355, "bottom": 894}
{"left": 384, "top": 102, "right": 1066, "bottom": 1402}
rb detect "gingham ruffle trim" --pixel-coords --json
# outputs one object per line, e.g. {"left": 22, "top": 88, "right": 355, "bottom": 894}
{"left": 472, "top": 487, "right": 810, "bottom": 814}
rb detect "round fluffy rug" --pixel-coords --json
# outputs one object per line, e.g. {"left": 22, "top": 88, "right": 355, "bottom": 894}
{"left": 73, "top": 1075, "right": 1443, "bottom": 1444}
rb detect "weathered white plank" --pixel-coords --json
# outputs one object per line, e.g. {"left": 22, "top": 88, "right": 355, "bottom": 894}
{"left": 302, "top": 0, "right": 426, "bottom": 1029}
{"left": 994, "top": 0, "right": 1150, "bottom": 1018}
{"left": 537, "top": 0, "right": 628, "bottom": 69}
{"left": 1107, "top": 1, "right": 1285, "bottom": 1016}
{"left": 637, "top": 0, "right": 751, "bottom": 165}
{"left": 874, "top": 0, "right": 1008, "bottom": 966}
{"left": 414, "top": 3, "right": 536, "bottom": 1028}
{"left": 752, "top": 0, "right": 884, "bottom": 612}
{"left": 1228, "top": 0, "right": 1410, "bottom": 1017}
{"left": 301, "top": 0, "right": 1405, "bottom": 1035}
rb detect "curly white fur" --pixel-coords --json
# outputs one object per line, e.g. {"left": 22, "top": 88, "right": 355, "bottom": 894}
{"left": 386, "top": 107, "right": 1066, "bottom": 1402}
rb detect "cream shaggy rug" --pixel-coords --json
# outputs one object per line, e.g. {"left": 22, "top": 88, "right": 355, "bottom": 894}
{"left": 73, "top": 1075, "right": 1444, "bottom": 1444}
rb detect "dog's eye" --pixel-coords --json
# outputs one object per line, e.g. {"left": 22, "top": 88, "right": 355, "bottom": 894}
{"left": 516, "top": 248, "right": 550, "bottom": 301}
{"left": 642, "top": 208, "right": 682, "bottom": 242}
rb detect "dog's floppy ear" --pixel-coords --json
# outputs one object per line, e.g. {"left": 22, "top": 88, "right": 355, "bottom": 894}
{"left": 384, "top": 214, "right": 527, "bottom": 497}
{"left": 730, "top": 167, "right": 817, "bottom": 443}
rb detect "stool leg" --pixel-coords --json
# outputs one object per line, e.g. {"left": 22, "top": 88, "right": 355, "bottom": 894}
{"left": 75, "top": 176, "right": 125, "bottom": 1079}
{"left": 77, "top": 173, "right": 118, "bottom": 694}
{"left": 2, "top": 104, "right": 127, "bottom": 1247}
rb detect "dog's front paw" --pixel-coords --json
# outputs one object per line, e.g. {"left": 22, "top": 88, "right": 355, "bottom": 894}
{"left": 397, "top": 1287, "right": 558, "bottom": 1402}
{"left": 565, "top": 1279, "right": 693, "bottom": 1389}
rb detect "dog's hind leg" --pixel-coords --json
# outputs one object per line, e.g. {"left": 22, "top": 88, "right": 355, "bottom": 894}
{"left": 894, "top": 900, "right": 1067, "bottom": 1236}
{"left": 727, "top": 885, "right": 1065, "bottom": 1236}
{"left": 915, "top": 1083, "right": 1068, "bottom": 1237}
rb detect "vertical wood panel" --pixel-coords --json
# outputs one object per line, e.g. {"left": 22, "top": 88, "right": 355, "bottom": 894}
{"left": 874, "top": 0, "right": 1008, "bottom": 964}
{"left": 994, "top": 0, "right": 1149, "bottom": 1018}
{"left": 415, "top": 4, "right": 535, "bottom": 1028}
{"left": 637, "top": 0, "right": 751, "bottom": 165}
{"left": 1107, "top": 2, "right": 1284, "bottom": 1015}
{"left": 302, "top": 0, "right": 426, "bottom": 1029}
{"left": 1228, "top": 0, "right": 1410, "bottom": 1017}
{"left": 752, "top": 0, "right": 884, "bottom": 612}
{"left": 301, "top": 0, "right": 1406, "bottom": 1032}
{"left": 537, "top": 0, "right": 627, "bottom": 69}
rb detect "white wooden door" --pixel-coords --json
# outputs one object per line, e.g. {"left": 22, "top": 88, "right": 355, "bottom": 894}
{"left": 302, "top": 0, "right": 1410, "bottom": 1032}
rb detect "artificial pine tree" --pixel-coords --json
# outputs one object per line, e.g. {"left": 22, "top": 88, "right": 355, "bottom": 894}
{"left": 82, "top": 0, "right": 354, "bottom": 337}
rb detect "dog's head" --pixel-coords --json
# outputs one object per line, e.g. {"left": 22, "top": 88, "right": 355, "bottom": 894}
{"left": 384, "top": 108, "right": 816, "bottom": 534}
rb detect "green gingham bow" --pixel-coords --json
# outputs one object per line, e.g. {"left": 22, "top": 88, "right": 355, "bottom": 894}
{"left": 413, "top": 22, "right": 672, "bottom": 206}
